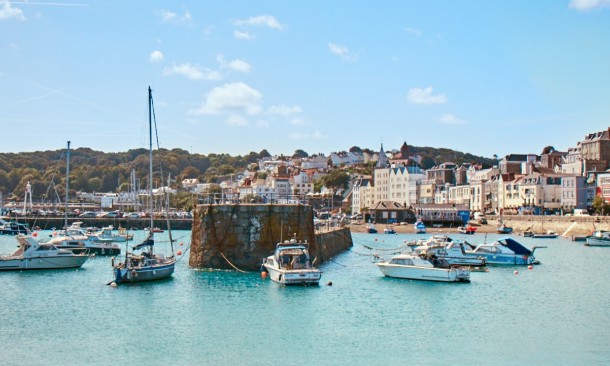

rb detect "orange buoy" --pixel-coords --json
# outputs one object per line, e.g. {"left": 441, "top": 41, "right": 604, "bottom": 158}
{"left": 261, "top": 271, "right": 267, "bottom": 279}
{"left": 528, "top": 265, "right": 533, "bottom": 270}
{"left": 514, "top": 270, "right": 519, "bottom": 275}
{"left": 180, "top": 242, "right": 184, "bottom": 246}
{"left": 374, "top": 238, "right": 378, "bottom": 241}
{"left": 33, "top": 232, "right": 38, "bottom": 237}
{"left": 176, "top": 250, "right": 182, "bottom": 256}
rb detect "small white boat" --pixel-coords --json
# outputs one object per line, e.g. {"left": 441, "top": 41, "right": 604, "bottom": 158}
{"left": 47, "top": 225, "right": 121, "bottom": 255}
{"left": 375, "top": 253, "right": 470, "bottom": 282}
{"left": 384, "top": 226, "right": 396, "bottom": 234}
{"left": 531, "top": 230, "right": 559, "bottom": 239}
{"left": 585, "top": 230, "right": 610, "bottom": 246}
{"left": 0, "top": 235, "right": 89, "bottom": 271}
{"left": 262, "top": 236, "right": 321, "bottom": 285}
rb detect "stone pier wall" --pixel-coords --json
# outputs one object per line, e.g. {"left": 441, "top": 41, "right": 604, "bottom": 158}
{"left": 189, "top": 204, "right": 352, "bottom": 271}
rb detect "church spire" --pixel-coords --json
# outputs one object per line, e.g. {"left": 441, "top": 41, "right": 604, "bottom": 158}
{"left": 376, "top": 143, "right": 389, "bottom": 168}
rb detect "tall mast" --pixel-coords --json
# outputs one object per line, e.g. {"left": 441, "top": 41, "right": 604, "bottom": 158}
{"left": 148, "top": 87, "right": 154, "bottom": 233}
{"left": 64, "top": 141, "right": 71, "bottom": 229}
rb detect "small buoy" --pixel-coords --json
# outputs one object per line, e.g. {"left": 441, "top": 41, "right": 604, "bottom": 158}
{"left": 327, "top": 281, "right": 333, "bottom": 286}
{"left": 176, "top": 250, "right": 182, "bottom": 256}
{"left": 374, "top": 238, "right": 378, "bottom": 241}
{"left": 514, "top": 270, "right": 519, "bottom": 275}
{"left": 403, "top": 240, "right": 407, "bottom": 243}
{"left": 261, "top": 271, "right": 267, "bottom": 279}
{"left": 110, "top": 282, "right": 117, "bottom": 287}
{"left": 53, "top": 232, "right": 58, "bottom": 236}
{"left": 32, "top": 232, "right": 38, "bottom": 237}
{"left": 528, "top": 265, "right": 533, "bottom": 270}
{"left": 180, "top": 242, "right": 184, "bottom": 246}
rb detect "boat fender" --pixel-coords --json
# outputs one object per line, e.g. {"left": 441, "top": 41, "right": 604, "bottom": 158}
{"left": 131, "top": 270, "right": 137, "bottom": 277}
{"left": 111, "top": 257, "right": 115, "bottom": 267}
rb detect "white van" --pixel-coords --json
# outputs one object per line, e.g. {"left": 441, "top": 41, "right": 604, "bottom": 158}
{"left": 573, "top": 209, "right": 590, "bottom": 216}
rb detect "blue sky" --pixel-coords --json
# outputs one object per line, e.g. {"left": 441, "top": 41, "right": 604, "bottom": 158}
{"left": 1, "top": 1, "right": 609, "bottom": 159}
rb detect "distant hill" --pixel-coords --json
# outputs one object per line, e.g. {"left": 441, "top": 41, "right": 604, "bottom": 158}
{"left": 0, "top": 145, "right": 493, "bottom": 200}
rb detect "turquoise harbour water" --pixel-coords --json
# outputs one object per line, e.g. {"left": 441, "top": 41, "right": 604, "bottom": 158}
{"left": 1, "top": 230, "right": 609, "bottom": 366}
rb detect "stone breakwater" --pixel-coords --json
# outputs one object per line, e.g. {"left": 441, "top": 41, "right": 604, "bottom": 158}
{"left": 189, "top": 204, "right": 352, "bottom": 271}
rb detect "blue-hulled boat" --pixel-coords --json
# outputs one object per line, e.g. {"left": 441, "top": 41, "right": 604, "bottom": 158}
{"left": 465, "top": 237, "right": 545, "bottom": 265}
{"left": 414, "top": 220, "right": 426, "bottom": 234}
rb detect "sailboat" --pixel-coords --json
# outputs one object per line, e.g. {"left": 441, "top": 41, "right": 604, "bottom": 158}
{"left": 111, "top": 86, "right": 176, "bottom": 284}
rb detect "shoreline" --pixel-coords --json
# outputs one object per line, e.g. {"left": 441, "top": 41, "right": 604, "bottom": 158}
{"left": 346, "top": 217, "right": 608, "bottom": 237}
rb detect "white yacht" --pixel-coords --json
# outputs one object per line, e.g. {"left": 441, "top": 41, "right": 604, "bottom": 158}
{"left": 0, "top": 235, "right": 89, "bottom": 271}
{"left": 585, "top": 230, "right": 610, "bottom": 246}
{"left": 262, "top": 236, "right": 322, "bottom": 285}
{"left": 415, "top": 237, "right": 486, "bottom": 266}
{"left": 375, "top": 253, "right": 470, "bottom": 282}
{"left": 47, "top": 226, "right": 121, "bottom": 256}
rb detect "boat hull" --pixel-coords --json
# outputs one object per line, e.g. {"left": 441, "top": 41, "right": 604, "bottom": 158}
{"left": 375, "top": 263, "right": 470, "bottom": 282}
{"left": 585, "top": 237, "right": 610, "bottom": 246}
{"left": 263, "top": 264, "right": 321, "bottom": 285}
{"left": 0, "top": 254, "right": 88, "bottom": 271}
{"left": 114, "top": 261, "right": 176, "bottom": 283}
{"left": 467, "top": 253, "right": 535, "bottom": 265}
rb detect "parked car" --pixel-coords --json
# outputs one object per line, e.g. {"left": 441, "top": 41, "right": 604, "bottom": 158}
{"left": 124, "top": 212, "right": 140, "bottom": 219}
{"left": 79, "top": 212, "right": 97, "bottom": 218}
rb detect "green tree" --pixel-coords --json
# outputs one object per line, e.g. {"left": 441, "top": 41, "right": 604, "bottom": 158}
{"left": 292, "top": 149, "right": 309, "bottom": 159}
{"left": 592, "top": 196, "right": 608, "bottom": 216}
{"left": 321, "top": 170, "right": 349, "bottom": 191}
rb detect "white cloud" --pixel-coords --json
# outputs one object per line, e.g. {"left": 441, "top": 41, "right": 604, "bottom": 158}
{"left": 233, "top": 15, "right": 284, "bottom": 30}
{"left": 569, "top": 0, "right": 610, "bottom": 10}
{"left": 190, "top": 82, "right": 263, "bottom": 116}
{"left": 163, "top": 63, "right": 222, "bottom": 81}
{"left": 217, "top": 55, "right": 251, "bottom": 73}
{"left": 234, "top": 30, "right": 255, "bottom": 40}
{"left": 267, "top": 105, "right": 302, "bottom": 116}
{"left": 406, "top": 87, "right": 447, "bottom": 105}
{"left": 158, "top": 9, "right": 192, "bottom": 24}
{"left": 328, "top": 42, "right": 356, "bottom": 60}
{"left": 0, "top": 2, "right": 26, "bottom": 21}
{"left": 290, "top": 118, "right": 307, "bottom": 126}
{"left": 439, "top": 113, "right": 467, "bottom": 125}
{"left": 149, "top": 50, "right": 164, "bottom": 63}
{"left": 289, "top": 131, "right": 327, "bottom": 140}
{"left": 225, "top": 115, "right": 249, "bottom": 126}
{"left": 405, "top": 27, "right": 422, "bottom": 37}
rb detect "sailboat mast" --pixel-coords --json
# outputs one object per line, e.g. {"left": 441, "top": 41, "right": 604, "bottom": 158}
{"left": 64, "top": 141, "right": 70, "bottom": 229}
{"left": 148, "top": 87, "right": 154, "bottom": 232}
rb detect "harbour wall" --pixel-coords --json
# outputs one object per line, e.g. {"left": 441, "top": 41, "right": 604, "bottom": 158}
{"left": 10, "top": 217, "right": 193, "bottom": 231}
{"left": 487, "top": 215, "right": 609, "bottom": 236}
{"left": 189, "top": 204, "right": 353, "bottom": 271}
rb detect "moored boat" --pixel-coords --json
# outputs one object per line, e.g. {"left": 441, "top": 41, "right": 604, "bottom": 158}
{"left": 111, "top": 87, "right": 176, "bottom": 285}
{"left": 367, "top": 224, "right": 378, "bottom": 234}
{"left": 415, "top": 237, "right": 486, "bottom": 266}
{"left": 585, "top": 230, "right": 610, "bottom": 246}
{"left": 0, "top": 235, "right": 88, "bottom": 271}
{"left": 497, "top": 224, "right": 513, "bottom": 234}
{"left": 0, "top": 218, "right": 30, "bottom": 235}
{"left": 375, "top": 253, "right": 470, "bottom": 282}
{"left": 384, "top": 226, "right": 396, "bottom": 234}
{"left": 262, "top": 235, "right": 321, "bottom": 285}
{"left": 465, "top": 237, "right": 545, "bottom": 265}
{"left": 414, "top": 220, "right": 426, "bottom": 234}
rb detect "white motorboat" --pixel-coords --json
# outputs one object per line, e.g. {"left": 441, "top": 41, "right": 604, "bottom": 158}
{"left": 87, "top": 225, "right": 132, "bottom": 243}
{"left": 465, "top": 237, "right": 545, "bottom": 265}
{"left": 415, "top": 237, "right": 486, "bottom": 266}
{"left": 47, "top": 226, "right": 121, "bottom": 256}
{"left": 0, "top": 235, "right": 89, "bottom": 271}
{"left": 585, "top": 230, "right": 610, "bottom": 246}
{"left": 375, "top": 253, "right": 470, "bottom": 282}
{"left": 262, "top": 236, "right": 321, "bottom": 285}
